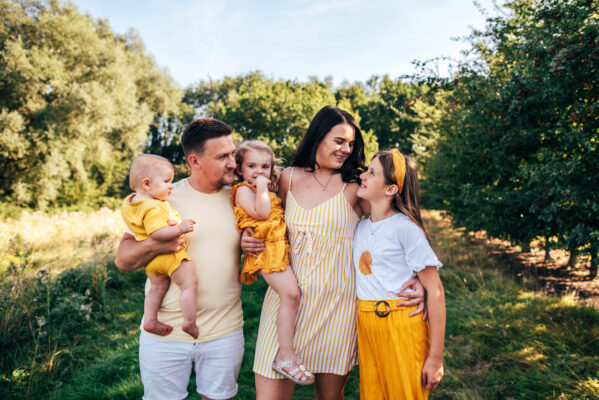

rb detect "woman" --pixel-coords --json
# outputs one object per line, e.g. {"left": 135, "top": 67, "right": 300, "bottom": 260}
{"left": 243, "top": 106, "right": 426, "bottom": 400}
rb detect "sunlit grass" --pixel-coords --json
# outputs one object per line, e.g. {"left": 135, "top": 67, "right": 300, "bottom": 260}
{"left": 423, "top": 210, "right": 599, "bottom": 400}
{"left": 1, "top": 209, "right": 597, "bottom": 399}
{"left": 0, "top": 209, "right": 124, "bottom": 275}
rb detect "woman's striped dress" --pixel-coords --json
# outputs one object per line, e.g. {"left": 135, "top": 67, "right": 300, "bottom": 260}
{"left": 254, "top": 168, "right": 360, "bottom": 378}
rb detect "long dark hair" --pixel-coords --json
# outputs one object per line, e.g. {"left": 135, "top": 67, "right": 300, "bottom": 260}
{"left": 376, "top": 150, "right": 433, "bottom": 246}
{"left": 292, "top": 106, "right": 366, "bottom": 183}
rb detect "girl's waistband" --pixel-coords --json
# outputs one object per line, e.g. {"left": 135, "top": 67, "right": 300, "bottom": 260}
{"left": 358, "top": 299, "right": 415, "bottom": 317}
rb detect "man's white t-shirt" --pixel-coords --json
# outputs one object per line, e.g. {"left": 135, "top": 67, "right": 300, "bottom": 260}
{"left": 352, "top": 213, "right": 442, "bottom": 301}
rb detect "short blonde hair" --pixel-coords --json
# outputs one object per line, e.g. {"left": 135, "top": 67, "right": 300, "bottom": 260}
{"left": 129, "top": 154, "right": 173, "bottom": 191}
{"left": 234, "top": 140, "right": 280, "bottom": 192}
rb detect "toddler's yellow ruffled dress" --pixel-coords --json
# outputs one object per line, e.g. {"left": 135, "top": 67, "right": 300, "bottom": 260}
{"left": 230, "top": 182, "right": 290, "bottom": 284}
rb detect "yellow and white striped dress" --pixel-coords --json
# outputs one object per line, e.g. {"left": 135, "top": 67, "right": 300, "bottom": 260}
{"left": 254, "top": 168, "right": 360, "bottom": 378}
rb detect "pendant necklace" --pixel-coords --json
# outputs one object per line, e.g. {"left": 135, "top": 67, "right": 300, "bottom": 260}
{"left": 312, "top": 171, "right": 334, "bottom": 191}
{"left": 369, "top": 218, "right": 386, "bottom": 237}
{"left": 368, "top": 213, "right": 396, "bottom": 237}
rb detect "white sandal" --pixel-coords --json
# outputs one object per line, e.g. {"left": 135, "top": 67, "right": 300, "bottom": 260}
{"left": 272, "top": 358, "right": 315, "bottom": 385}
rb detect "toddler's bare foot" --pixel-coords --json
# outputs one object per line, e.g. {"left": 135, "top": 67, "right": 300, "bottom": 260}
{"left": 182, "top": 321, "right": 199, "bottom": 339}
{"left": 144, "top": 320, "right": 173, "bottom": 336}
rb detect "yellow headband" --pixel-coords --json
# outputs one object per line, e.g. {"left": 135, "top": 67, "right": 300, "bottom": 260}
{"left": 390, "top": 149, "right": 406, "bottom": 194}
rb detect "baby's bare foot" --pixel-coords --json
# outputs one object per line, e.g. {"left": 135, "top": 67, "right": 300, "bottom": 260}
{"left": 182, "top": 321, "right": 199, "bottom": 339}
{"left": 144, "top": 320, "right": 173, "bottom": 336}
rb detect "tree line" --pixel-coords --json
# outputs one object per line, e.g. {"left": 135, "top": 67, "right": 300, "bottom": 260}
{"left": 1, "top": 0, "right": 597, "bottom": 277}
{"left": 424, "top": 0, "right": 598, "bottom": 278}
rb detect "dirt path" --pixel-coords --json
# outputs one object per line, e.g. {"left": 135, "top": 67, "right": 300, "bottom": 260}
{"left": 467, "top": 231, "right": 599, "bottom": 308}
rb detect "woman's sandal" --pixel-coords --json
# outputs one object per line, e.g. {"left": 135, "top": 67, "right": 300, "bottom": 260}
{"left": 272, "top": 358, "right": 315, "bottom": 385}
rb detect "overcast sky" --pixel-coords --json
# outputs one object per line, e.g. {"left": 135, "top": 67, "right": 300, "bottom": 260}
{"left": 71, "top": 0, "right": 501, "bottom": 88}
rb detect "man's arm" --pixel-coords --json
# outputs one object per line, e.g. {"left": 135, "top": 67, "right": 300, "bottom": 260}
{"left": 114, "top": 233, "right": 185, "bottom": 272}
{"left": 240, "top": 228, "right": 266, "bottom": 258}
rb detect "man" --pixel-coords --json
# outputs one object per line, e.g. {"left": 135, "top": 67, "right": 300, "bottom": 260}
{"left": 115, "top": 118, "right": 263, "bottom": 400}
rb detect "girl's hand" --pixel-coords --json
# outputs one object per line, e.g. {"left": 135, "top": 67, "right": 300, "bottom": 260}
{"left": 253, "top": 174, "right": 270, "bottom": 188}
{"left": 179, "top": 219, "right": 196, "bottom": 234}
{"left": 421, "top": 356, "right": 443, "bottom": 391}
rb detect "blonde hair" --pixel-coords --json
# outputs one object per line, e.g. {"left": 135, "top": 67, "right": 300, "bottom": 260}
{"left": 375, "top": 150, "right": 433, "bottom": 246}
{"left": 234, "top": 140, "right": 280, "bottom": 192}
{"left": 129, "top": 154, "right": 173, "bottom": 191}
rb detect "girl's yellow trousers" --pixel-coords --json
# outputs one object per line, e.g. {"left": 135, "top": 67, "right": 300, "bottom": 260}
{"left": 357, "top": 300, "right": 430, "bottom": 400}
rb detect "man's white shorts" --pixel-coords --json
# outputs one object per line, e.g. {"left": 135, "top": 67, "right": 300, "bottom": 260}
{"left": 139, "top": 329, "right": 244, "bottom": 400}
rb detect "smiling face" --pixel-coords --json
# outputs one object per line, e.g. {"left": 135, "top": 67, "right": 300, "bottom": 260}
{"left": 315, "top": 122, "right": 355, "bottom": 170}
{"left": 238, "top": 149, "right": 273, "bottom": 185}
{"left": 357, "top": 156, "right": 394, "bottom": 202}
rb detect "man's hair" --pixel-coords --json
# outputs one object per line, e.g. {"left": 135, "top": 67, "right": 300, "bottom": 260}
{"left": 181, "top": 118, "right": 233, "bottom": 158}
{"left": 129, "top": 154, "right": 173, "bottom": 191}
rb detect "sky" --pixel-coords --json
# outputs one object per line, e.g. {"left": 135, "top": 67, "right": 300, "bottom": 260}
{"left": 71, "top": 0, "right": 501, "bottom": 88}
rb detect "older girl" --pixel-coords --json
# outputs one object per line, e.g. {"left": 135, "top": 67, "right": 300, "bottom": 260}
{"left": 354, "top": 150, "right": 445, "bottom": 399}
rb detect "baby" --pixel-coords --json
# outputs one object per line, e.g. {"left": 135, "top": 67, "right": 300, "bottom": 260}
{"left": 121, "top": 154, "right": 199, "bottom": 339}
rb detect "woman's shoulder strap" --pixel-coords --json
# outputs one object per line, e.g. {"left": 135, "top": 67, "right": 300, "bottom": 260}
{"left": 288, "top": 167, "right": 294, "bottom": 192}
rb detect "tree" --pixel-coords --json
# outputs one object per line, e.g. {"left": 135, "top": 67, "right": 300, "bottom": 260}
{"left": 0, "top": 0, "right": 185, "bottom": 208}
{"left": 185, "top": 72, "right": 379, "bottom": 164}
{"left": 337, "top": 76, "right": 432, "bottom": 154}
{"left": 426, "top": 0, "right": 599, "bottom": 278}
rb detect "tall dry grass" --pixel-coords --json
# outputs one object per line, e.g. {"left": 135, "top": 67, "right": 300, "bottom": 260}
{"left": 0, "top": 208, "right": 144, "bottom": 399}
{"left": 0, "top": 209, "right": 125, "bottom": 275}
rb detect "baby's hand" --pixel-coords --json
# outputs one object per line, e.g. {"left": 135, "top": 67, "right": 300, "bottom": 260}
{"left": 254, "top": 175, "right": 270, "bottom": 188}
{"left": 178, "top": 219, "right": 196, "bottom": 234}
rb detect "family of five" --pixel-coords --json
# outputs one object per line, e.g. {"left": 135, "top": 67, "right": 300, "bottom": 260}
{"left": 115, "top": 105, "right": 446, "bottom": 400}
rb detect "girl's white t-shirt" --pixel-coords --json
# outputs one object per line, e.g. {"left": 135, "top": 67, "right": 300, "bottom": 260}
{"left": 352, "top": 213, "right": 442, "bottom": 301}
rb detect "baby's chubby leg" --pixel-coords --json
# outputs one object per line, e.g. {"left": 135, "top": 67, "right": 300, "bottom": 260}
{"left": 170, "top": 260, "right": 198, "bottom": 339}
{"left": 144, "top": 273, "right": 173, "bottom": 336}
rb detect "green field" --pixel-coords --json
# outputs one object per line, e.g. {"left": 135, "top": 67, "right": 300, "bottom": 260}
{"left": 1, "top": 210, "right": 598, "bottom": 399}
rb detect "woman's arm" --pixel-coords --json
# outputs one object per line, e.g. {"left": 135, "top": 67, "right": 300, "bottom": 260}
{"left": 358, "top": 197, "right": 370, "bottom": 216}
{"left": 343, "top": 182, "right": 364, "bottom": 218}
{"left": 114, "top": 233, "right": 185, "bottom": 272}
{"left": 416, "top": 266, "right": 446, "bottom": 391}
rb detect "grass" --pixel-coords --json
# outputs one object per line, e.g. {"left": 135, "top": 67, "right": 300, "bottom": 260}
{"left": 0, "top": 208, "right": 125, "bottom": 276}
{"left": 1, "top": 209, "right": 598, "bottom": 399}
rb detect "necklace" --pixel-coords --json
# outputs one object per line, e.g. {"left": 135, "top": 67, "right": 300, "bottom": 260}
{"left": 312, "top": 171, "right": 335, "bottom": 191}
{"left": 368, "top": 213, "right": 397, "bottom": 236}
{"left": 368, "top": 218, "right": 387, "bottom": 237}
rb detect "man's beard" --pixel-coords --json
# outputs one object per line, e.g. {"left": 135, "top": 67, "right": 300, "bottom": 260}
{"left": 218, "top": 169, "right": 235, "bottom": 187}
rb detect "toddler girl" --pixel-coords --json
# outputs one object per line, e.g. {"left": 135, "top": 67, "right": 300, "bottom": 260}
{"left": 231, "top": 140, "right": 313, "bottom": 385}
{"left": 121, "top": 154, "right": 199, "bottom": 339}
{"left": 353, "top": 149, "right": 445, "bottom": 399}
